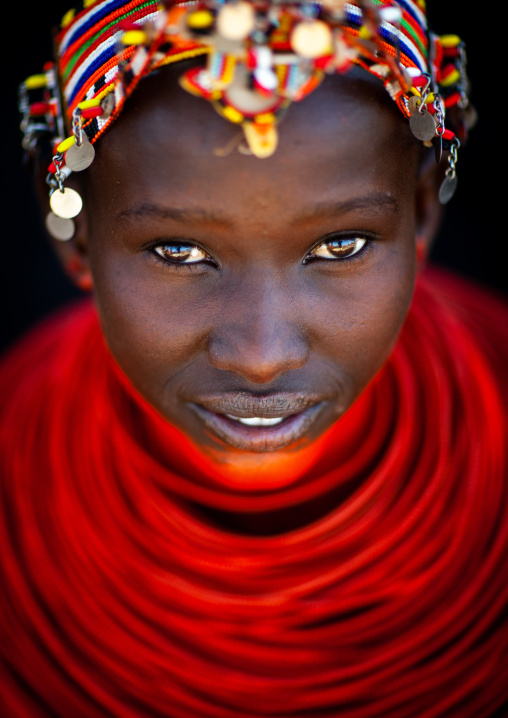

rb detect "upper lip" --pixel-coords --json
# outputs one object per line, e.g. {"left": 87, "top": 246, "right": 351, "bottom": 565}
{"left": 187, "top": 392, "right": 324, "bottom": 418}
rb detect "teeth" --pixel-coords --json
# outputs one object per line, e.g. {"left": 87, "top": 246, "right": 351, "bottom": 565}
{"left": 226, "top": 415, "right": 285, "bottom": 427}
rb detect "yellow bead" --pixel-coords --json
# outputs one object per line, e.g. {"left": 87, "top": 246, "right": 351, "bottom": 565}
{"left": 187, "top": 9, "right": 214, "bottom": 30}
{"left": 221, "top": 56, "right": 236, "bottom": 85}
{"left": 243, "top": 122, "right": 278, "bottom": 158}
{"left": 222, "top": 105, "right": 244, "bottom": 124}
{"left": 358, "top": 25, "right": 371, "bottom": 40}
{"left": 83, "top": 0, "right": 98, "bottom": 7}
{"left": 57, "top": 136, "right": 76, "bottom": 154}
{"left": 122, "top": 30, "right": 149, "bottom": 45}
{"left": 61, "top": 9, "right": 76, "bottom": 28}
{"left": 254, "top": 113, "right": 275, "bottom": 125}
{"left": 78, "top": 98, "right": 102, "bottom": 110}
{"left": 440, "top": 68, "right": 460, "bottom": 87}
{"left": 25, "top": 74, "right": 48, "bottom": 90}
{"left": 425, "top": 92, "right": 436, "bottom": 104}
{"left": 440, "top": 34, "right": 461, "bottom": 48}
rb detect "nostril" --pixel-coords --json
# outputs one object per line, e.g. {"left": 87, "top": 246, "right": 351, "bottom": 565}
{"left": 208, "top": 325, "right": 309, "bottom": 384}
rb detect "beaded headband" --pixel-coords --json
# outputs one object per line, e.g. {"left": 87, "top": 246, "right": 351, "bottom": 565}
{"left": 19, "top": 0, "right": 473, "bottom": 241}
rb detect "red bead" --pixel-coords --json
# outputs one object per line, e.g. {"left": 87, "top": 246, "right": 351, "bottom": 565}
{"left": 30, "top": 102, "right": 52, "bottom": 116}
{"left": 441, "top": 129, "right": 455, "bottom": 141}
{"left": 48, "top": 162, "right": 57, "bottom": 174}
{"left": 444, "top": 92, "right": 461, "bottom": 108}
{"left": 411, "top": 75, "right": 427, "bottom": 87}
{"left": 81, "top": 106, "right": 104, "bottom": 119}
{"left": 440, "top": 63, "right": 456, "bottom": 80}
{"left": 314, "top": 53, "right": 334, "bottom": 70}
{"left": 118, "top": 20, "right": 139, "bottom": 30}
{"left": 442, "top": 47, "right": 460, "bottom": 58}
{"left": 246, "top": 49, "right": 256, "bottom": 70}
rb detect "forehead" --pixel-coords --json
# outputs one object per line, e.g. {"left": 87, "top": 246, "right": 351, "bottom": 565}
{"left": 87, "top": 63, "right": 420, "bottom": 218}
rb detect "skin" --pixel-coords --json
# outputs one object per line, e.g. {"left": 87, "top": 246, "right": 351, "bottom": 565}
{"left": 44, "top": 62, "right": 443, "bottom": 503}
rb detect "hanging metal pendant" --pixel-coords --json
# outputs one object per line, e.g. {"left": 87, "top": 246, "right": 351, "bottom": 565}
{"left": 50, "top": 187, "right": 83, "bottom": 219}
{"left": 65, "top": 136, "right": 95, "bottom": 172}
{"left": 100, "top": 92, "right": 115, "bottom": 118}
{"left": 439, "top": 174, "right": 457, "bottom": 204}
{"left": 45, "top": 211, "right": 75, "bottom": 241}
{"left": 224, "top": 66, "right": 277, "bottom": 114}
{"left": 409, "top": 106, "right": 436, "bottom": 142}
{"left": 290, "top": 20, "right": 333, "bottom": 59}
{"left": 216, "top": 1, "right": 255, "bottom": 41}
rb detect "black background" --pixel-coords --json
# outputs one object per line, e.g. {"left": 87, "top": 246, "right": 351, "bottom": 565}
{"left": 0, "top": 4, "right": 502, "bottom": 355}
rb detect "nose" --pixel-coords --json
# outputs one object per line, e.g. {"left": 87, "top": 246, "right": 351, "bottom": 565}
{"left": 208, "top": 272, "right": 309, "bottom": 384}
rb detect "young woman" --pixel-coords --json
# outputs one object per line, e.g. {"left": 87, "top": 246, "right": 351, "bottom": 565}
{"left": 2, "top": 1, "right": 507, "bottom": 716}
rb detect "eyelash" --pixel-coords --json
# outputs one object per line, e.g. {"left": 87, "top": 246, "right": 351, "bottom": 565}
{"left": 150, "top": 243, "right": 216, "bottom": 272}
{"left": 149, "top": 234, "right": 373, "bottom": 271}
{"left": 303, "top": 234, "right": 372, "bottom": 265}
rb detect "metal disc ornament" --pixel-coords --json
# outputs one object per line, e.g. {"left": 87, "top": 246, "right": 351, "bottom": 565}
{"left": 290, "top": 20, "right": 333, "bottom": 59}
{"left": 216, "top": 1, "right": 255, "bottom": 41}
{"left": 100, "top": 92, "right": 115, "bottom": 118}
{"left": 409, "top": 107, "right": 436, "bottom": 142}
{"left": 439, "top": 174, "right": 457, "bottom": 205}
{"left": 65, "top": 137, "right": 95, "bottom": 172}
{"left": 224, "top": 68, "right": 278, "bottom": 114}
{"left": 45, "top": 211, "right": 75, "bottom": 241}
{"left": 407, "top": 96, "right": 421, "bottom": 114}
{"left": 50, "top": 187, "right": 83, "bottom": 219}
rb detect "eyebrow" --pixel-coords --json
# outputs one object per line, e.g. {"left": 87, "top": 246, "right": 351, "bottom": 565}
{"left": 116, "top": 203, "right": 232, "bottom": 227}
{"left": 293, "top": 193, "right": 399, "bottom": 223}
{"left": 117, "top": 192, "right": 399, "bottom": 226}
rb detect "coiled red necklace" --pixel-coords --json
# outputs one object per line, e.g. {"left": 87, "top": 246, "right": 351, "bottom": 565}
{"left": 1, "top": 269, "right": 507, "bottom": 717}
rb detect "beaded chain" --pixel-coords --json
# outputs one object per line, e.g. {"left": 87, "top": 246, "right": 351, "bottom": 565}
{"left": 19, "top": 0, "right": 474, "bottom": 239}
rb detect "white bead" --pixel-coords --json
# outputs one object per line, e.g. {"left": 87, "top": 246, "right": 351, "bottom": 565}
{"left": 379, "top": 6, "right": 402, "bottom": 23}
{"left": 253, "top": 45, "right": 272, "bottom": 69}
{"left": 254, "top": 67, "right": 278, "bottom": 91}
{"left": 406, "top": 66, "right": 424, "bottom": 77}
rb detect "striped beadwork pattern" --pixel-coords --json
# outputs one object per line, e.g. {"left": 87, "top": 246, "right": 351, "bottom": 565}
{"left": 19, "top": 0, "right": 470, "bottom": 171}
{"left": 56, "top": 1, "right": 207, "bottom": 144}
{"left": 53, "top": 0, "right": 434, "bottom": 146}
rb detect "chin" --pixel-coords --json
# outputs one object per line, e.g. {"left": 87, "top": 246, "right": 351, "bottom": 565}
{"left": 194, "top": 438, "right": 328, "bottom": 491}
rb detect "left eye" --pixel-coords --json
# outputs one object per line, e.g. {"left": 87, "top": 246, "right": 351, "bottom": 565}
{"left": 307, "top": 237, "right": 367, "bottom": 261}
{"left": 154, "top": 244, "right": 209, "bottom": 264}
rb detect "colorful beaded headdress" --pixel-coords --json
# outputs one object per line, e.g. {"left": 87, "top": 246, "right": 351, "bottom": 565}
{"left": 19, "top": 0, "right": 473, "bottom": 240}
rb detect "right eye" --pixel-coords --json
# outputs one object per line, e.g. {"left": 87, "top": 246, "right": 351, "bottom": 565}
{"left": 306, "top": 236, "right": 368, "bottom": 262}
{"left": 153, "top": 243, "right": 210, "bottom": 264}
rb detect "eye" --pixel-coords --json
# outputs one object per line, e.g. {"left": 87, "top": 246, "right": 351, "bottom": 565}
{"left": 153, "top": 243, "right": 210, "bottom": 264}
{"left": 305, "top": 236, "right": 368, "bottom": 262}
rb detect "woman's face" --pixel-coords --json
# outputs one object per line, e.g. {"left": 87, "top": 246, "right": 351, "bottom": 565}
{"left": 78, "top": 65, "right": 431, "bottom": 487}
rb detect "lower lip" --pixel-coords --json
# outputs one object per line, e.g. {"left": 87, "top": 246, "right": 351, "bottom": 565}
{"left": 189, "top": 403, "right": 324, "bottom": 453}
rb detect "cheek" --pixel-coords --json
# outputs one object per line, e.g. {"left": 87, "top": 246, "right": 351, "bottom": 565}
{"left": 89, "top": 250, "right": 211, "bottom": 397}
{"left": 88, "top": 223, "right": 416, "bottom": 421}
{"left": 311, "top": 244, "right": 416, "bottom": 387}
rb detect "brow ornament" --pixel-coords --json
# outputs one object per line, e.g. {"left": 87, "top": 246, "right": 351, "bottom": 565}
{"left": 18, "top": 0, "right": 474, "bottom": 240}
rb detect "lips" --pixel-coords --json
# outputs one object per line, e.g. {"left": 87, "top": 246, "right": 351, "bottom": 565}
{"left": 187, "top": 393, "right": 326, "bottom": 452}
